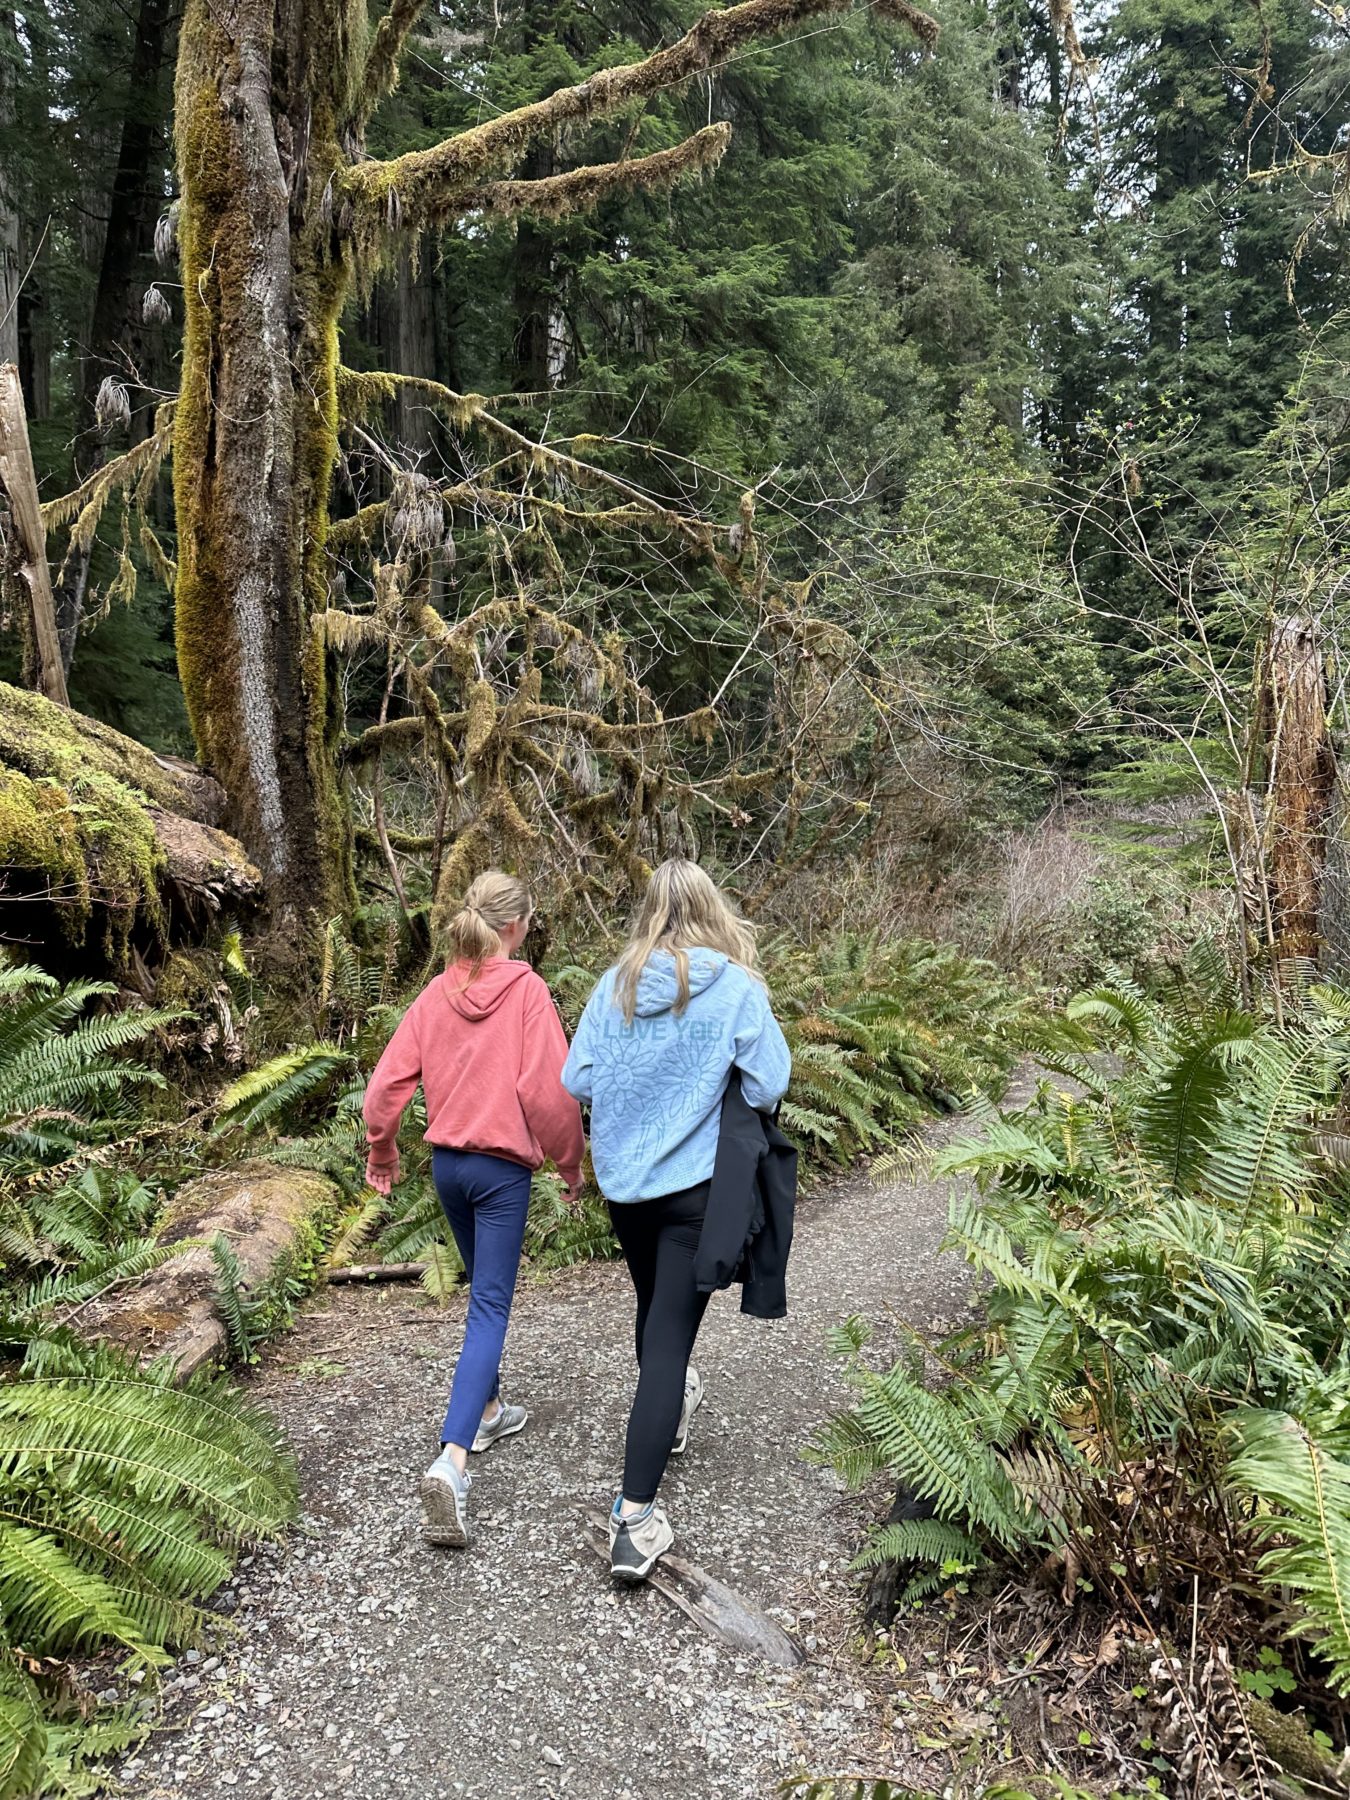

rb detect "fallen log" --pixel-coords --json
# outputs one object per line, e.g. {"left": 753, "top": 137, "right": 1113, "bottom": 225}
{"left": 80, "top": 1162, "right": 336, "bottom": 1378}
{"left": 0, "top": 678, "right": 259, "bottom": 966}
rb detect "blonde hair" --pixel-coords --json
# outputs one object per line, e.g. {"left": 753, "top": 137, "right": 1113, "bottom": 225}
{"left": 444, "top": 871, "right": 531, "bottom": 978}
{"left": 614, "top": 859, "right": 759, "bottom": 1025}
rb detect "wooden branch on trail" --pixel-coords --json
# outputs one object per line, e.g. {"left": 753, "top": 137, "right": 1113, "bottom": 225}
{"left": 585, "top": 1514, "right": 804, "bottom": 1666}
{"left": 326, "top": 1260, "right": 428, "bottom": 1284}
{"left": 0, "top": 362, "right": 68, "bottom": 706}
{"left": 339, "top": 0, "right": 938, "bottom": 232}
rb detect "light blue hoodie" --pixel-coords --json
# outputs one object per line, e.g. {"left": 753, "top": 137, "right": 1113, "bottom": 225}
{"left": 561, "top": 949, "right": 791, "bottom": 1204}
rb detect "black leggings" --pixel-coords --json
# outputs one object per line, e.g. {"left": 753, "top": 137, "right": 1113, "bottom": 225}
{"left": 608, "top": 1182, "right": 712, "bottom": 1505}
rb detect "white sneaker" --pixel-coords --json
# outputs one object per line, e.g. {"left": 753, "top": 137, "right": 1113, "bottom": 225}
{"left": 672, "top": 1366, "right": 703, "bottom": 1456}
{"left": 420, "top": 1447, "right": 471, "bottom": 1547}
{"left": 471, "top": 1401, "right": 528, "bottom": 1454}
{"left": 608, "top": 1498, "right": 675, "bottom": 1583}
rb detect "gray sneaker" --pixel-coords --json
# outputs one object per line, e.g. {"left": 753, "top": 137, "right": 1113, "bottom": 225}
{"left": 471, "top": 1401, "right": 528, "bottom": 1454}
{"left": 672, "top": 1366, "right": 703, "bottom": 1456}
{"left": 609, "top": 1498, "right": 675, "bottom": 1582}
{"left": 420, "top": 1448, "right": 471, "bottom": 1547}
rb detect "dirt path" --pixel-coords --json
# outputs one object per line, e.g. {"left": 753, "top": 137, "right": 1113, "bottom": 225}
{"left": 117, "top": 1113, "right": 987, "bottom": 1800}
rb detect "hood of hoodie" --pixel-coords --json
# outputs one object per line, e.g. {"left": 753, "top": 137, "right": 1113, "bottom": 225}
{"left": 632, "top": 948, "right": 729, "bottom": 1019}
{"left": 437, "top": 957, "right": 534, "bottom": 1023}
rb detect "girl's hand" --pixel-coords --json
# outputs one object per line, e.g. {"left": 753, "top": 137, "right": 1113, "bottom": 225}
{"left": 564, "top": 1178, "right": 587, "bottom": 1211}
{"left": 365, "top": 1156, "right": 394, "bottom": 1196}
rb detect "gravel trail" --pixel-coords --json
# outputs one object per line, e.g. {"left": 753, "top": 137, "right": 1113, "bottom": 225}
{"left": 117, "top": 1116, "right": 985, "bottom": 1800}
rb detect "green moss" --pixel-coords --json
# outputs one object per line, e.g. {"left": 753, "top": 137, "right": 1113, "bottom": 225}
{"left": 0, "top": 768, "right": 89, "bottom": 933}
{"left": 1246, "top": 1695, "right": 1342, "bottom": 1786}
{"left": 0, "top": 682, "right": 166, "bottom": 956}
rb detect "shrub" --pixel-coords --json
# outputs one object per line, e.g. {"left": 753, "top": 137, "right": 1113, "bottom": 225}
{"left": 768, "top": 934, "right": 1029, "bottom": 1165}
{"left": 814, "top": 978, "right": 1350, "bottom": 1730}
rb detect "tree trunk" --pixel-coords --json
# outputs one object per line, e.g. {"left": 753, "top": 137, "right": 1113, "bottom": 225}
{"left": 512, "top": 146, "right": 557, "bottom": 394}
{"left": 0, "top": 362, "right": 68, "bottom": 705}
{"left": 172, "top": 0, "right": 355, "bottom": 937}
{"left": 364, "top": 242, "right": 441, "bottom": 458}
{"left": 1262, "top": 614, "right": 1336, "bottom": 966}
{"left": 0, "top": 11, "right": 20, "bottom": 372}
{"left": 56, "top": 0, "right": 177, "bottom": 673}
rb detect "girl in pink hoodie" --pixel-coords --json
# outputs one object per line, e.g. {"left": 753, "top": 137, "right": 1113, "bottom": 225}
{"left": 363, "top": 870, "right": 584, "bottom": 1548}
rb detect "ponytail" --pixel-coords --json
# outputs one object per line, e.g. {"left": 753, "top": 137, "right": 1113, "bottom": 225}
{"left": 444, "top": 870, "right": 532, "bottom": 980}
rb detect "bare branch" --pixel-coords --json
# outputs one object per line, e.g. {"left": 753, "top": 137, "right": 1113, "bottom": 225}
{"left": 336, "top": 366, "right": 718, "bottom": 554}
{"left": 338, "top": 0, "right": 937, "bottom": 233}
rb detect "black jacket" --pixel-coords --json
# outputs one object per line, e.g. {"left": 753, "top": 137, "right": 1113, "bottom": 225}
{"left": 693, "top": 1071, "right": 798, "bottom": 1319}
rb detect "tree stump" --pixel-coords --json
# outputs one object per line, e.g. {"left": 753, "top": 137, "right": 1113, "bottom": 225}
{"left": 1260, "top": 614, "right": 1337, "bottom": 967}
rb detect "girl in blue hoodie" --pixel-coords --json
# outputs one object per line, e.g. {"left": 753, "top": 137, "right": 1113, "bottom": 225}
{"left": 562, "top": 859, "right": 791, "bottom": 1580}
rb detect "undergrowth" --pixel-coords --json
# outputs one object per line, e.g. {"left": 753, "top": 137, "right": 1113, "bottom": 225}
{"left": 814, "top": 972, "right": 1350, "bottom": 1795}
{"left": 0, "top": 965, "right": 297, "bottom": 1798}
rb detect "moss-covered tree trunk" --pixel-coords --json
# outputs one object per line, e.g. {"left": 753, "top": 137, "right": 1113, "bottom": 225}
{"left": 173, "top": 0, "right": 355, "bottom": 936}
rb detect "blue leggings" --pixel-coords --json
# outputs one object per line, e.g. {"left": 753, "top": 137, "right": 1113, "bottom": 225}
{"left": 432, "top": 1149, "right": 533, "bottom": 1449}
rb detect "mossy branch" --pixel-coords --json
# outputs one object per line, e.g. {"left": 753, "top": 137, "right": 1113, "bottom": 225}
{"left": 361, "top": 0, "right": 429, "bottom": 116}
{"left": 461, "top": 123, "right": 732, "bottom": 225}
{"left": 40, "top": 412, "right": 175, "bottom": 539}
{"left": 337, "top": 367, "right": 716, "bottom": 553}
{"left": 338, "top": 0, "right": 937, "bottom": 233}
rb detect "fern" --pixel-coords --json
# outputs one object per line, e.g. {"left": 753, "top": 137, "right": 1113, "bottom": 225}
{"left": 418, "top": 1240, "right": 465, "bottom": 1300}
{"left": 0, "top": 968, "right": 181, "bottom": 1163}
{"left": 0, "top": 1653, "right": 45, "bottom": 1800}
{"left": 214, "top": 1043, "right": 352, "bottom": 1135}
{"left": 850, "top": 1516, "right": 983, "bottom": 1572}
{"left": 210, "top": 1233, "right": 258, "bottom": 1363}
{"left": 1228, "top": 1408, "right": 1350, "bottom": 1693}
{"left": 824, "top": 973, "right": 1350, "bottom": 1716}
{"left": 0, "top": 1341, "right": 297, "bottom": 1796}
{"left": 767, "top": 935, "right": 1028, "bottom": 1169}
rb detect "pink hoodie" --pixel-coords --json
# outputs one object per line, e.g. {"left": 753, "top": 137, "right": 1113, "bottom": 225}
{"left": 363, "top": 959, "right": 584, "bottom": 1193}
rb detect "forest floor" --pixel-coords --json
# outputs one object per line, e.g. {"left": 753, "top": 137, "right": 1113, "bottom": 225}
{"left": 110, "top": 1099, "right": 1000, "bottom": 1800}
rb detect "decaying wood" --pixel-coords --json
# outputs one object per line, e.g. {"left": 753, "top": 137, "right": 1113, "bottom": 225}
{"left": 0, "top": 362, "right": 69, "bottom": 706}
{"left": 586, "top": 1516, "right": 804, "bottom": 1667}
{"left": 326, "top": 1260, "right": 428, "bottom": 1284}
{"left": 1260, "top": 614, "right": 1337, "bottom": 964}
{"left": 81, "top": 1162, "right": 336, "bottom": 1377}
